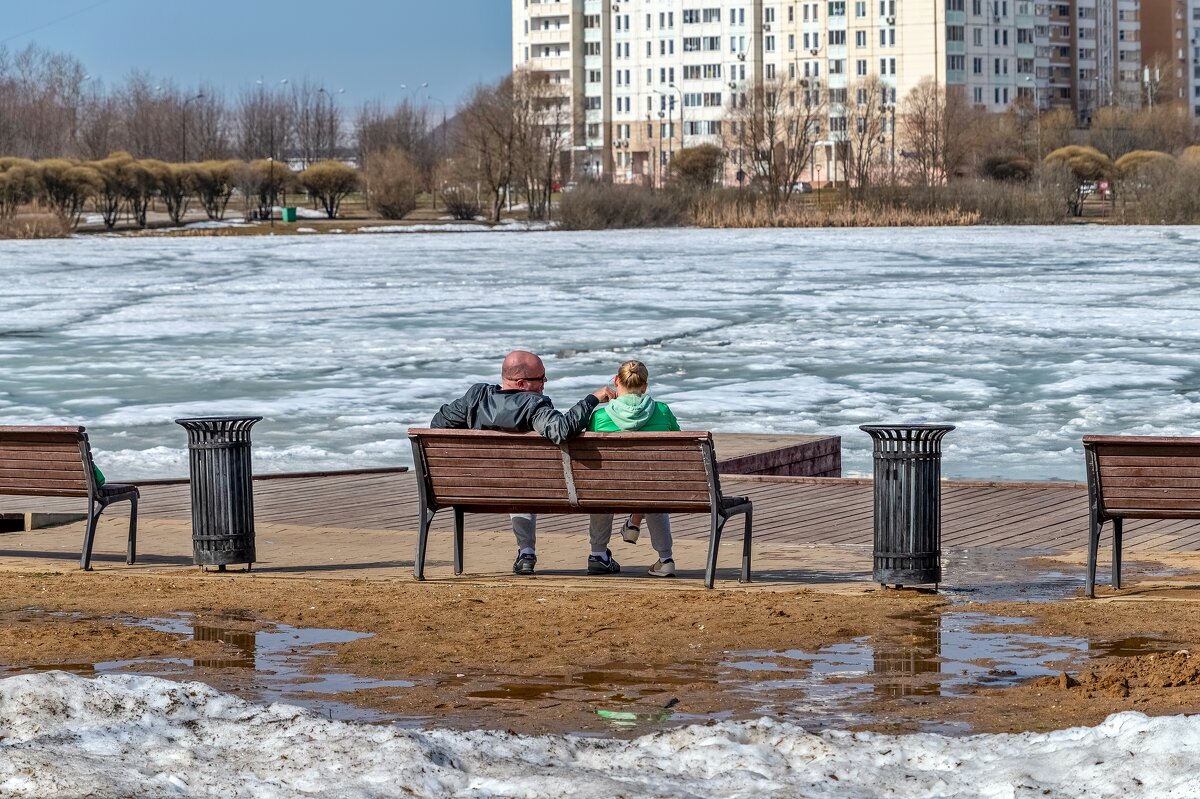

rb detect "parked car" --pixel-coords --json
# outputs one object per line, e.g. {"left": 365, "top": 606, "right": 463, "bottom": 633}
{"left": 791, "top": 181, "right": 814, "bottom": 194}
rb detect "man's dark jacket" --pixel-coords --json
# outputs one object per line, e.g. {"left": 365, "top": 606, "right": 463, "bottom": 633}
{"left": 430, "top": 383, "right": 598, "bottom": 445}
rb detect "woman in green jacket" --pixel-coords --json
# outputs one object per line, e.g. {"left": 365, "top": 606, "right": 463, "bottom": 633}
{"left": 587, "top": 360, "right": 680, "bottom": 577}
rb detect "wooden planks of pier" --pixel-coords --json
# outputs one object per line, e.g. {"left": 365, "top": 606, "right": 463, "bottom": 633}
{"left": 2, "top": 433, "right": 1200, "bottom": 555}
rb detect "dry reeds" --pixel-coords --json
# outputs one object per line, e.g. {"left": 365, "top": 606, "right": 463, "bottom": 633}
{"left": 0, "top": 213, "right": 70, "bottom": 239}
{"left": 688, "top": 192, "right": 980, "bottom": 228}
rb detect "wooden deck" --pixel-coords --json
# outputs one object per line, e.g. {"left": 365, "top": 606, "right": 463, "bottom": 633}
{"left": 1, "top": 430, "right": 1198, "bottom": 554}
{"left": 5, "top": 470, "right": 1200, "bottom": 554}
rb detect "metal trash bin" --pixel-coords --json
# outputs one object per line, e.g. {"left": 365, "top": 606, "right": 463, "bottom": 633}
{"left": 175, "top": 416, "right": 261, "bottom": 571}
{"left": 280, "top": 206, "right": 297, "bottom": 223}
{"left": 859, "top": 424, "right": 955, "bottom": 588}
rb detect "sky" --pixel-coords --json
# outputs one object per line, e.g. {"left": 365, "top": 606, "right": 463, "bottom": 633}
{"left": 0, "top": 0, "right": 513, "bottom": 111}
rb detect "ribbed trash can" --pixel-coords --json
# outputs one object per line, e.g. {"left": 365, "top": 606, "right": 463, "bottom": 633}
{"left": 859, "top": 424, "right": 955, "bottom": 588}
{"left": 175, "top": 416, "right": 261, "bottom": 571}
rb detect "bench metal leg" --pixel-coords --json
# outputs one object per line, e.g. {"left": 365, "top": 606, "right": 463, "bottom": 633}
{"left": 414, "top": 507, "right": 434, "bottom": 581}
{"left": 739, "top": 508, "right": 753, "bottom": 583}
{"left": 127, "top": 496, "right": 138, "bottom": 565}
{"left": 1112, "top": 517, "right": 1123, "bottom": 591}
{"left": 1086, "top": 510, "right": 1102, "bottom": 598}
{"left": 704, "top": 509, "right": 725, "bottom": 590}
{"left": 80, "top": 501, "right": 101, "bottom": 571}
{"left": 453, "top": 508, "right": 465, "bottom": 575}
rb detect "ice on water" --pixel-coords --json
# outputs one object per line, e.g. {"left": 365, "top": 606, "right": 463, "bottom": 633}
{"left": 3, "top": 228, "right": 1200, "bottom": 793}
{"left": 1, "top": 226, "right": 1197, "bottom": 481}
{"left": 0, "top": 671, "right": 1196, "bottom": 798}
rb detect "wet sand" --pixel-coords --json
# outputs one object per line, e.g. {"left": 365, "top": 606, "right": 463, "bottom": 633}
{"left": 5, "top": 569, "right": 1200, "bottom": 736}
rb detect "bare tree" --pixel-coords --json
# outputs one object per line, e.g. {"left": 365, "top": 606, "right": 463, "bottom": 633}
{"left": 355, "top": 99, "right": 438, "bottom": 192}
{"left": 899, "top": 78, "right": 977, "bottom": 186}
{"left": 184, "top": 88, "right": 231, "bottom": 162}
{"left": 723, "top": 74, "right": 826, "bottom": 206}
{"left": 115, "top": 72, "right": 188, "bottom": 160}
{"left": 0, "top": 44, "right": 88, "bottom": 158}
{"left": 455, "top": 77, "right": 518, "bottom": 223}
{"left": 844, "top": 76, "right": 887, "bottom": 196}
{"left": 77, "top": 87, "right": 120, "bottom": 160}
{"left": 235, "top": 82, "right": 292, "bottom": 162}
{"left": 511, "top": 67, "right": 570, "bottom": 220}
{"left": 291, "top": 79, "right": 342, "bottom": 166}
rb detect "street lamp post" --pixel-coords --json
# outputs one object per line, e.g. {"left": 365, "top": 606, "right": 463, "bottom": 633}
{"left": 657, "top": 109, "right": 666, "bottom": 188}
{"left": 1142, "top": 65, "right": 1159, "bottom": 109}
{"left": 884, "top": 102, "right": 896, "bottom": 184}
{"left": 1022, "top": 75, "right": 1041, "bottom": 166}
{"left": 181, "top": 91, "right": 205, "bottom": 162}
{"left": 668, "top": 81, "right": 685, "bottom": 153}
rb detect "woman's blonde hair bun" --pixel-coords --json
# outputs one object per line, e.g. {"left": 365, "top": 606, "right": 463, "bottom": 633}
{"left": 617, "top": 360, "right": 649, "bottom": 393}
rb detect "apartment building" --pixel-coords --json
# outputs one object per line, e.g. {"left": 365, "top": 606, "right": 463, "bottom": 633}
{"left": 1141, "top": 0, "right": 1195, "bottom": 112}
{"left": 512, "top": 0, "right": 1149, "bottom": 183}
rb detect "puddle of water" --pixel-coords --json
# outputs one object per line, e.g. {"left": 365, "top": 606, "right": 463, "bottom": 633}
{"left": 4, "top": 604, "right": 1185, "bottom": 736}
{"left": 455, "top": 662, "right": 727, "bottom": 731}
{"left": 936, "top": 548, "right": 1191, "bottom": 603}
{"left": 1, "top": 612, "right": 413, "bottom": 722}
{"left": 724, "top": 610, "right": 1095, "bottom": 731}
{"left": 1089, "top": 636, "right": 1187, "bottom": 658}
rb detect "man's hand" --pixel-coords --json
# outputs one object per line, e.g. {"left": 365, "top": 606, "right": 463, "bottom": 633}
{"left": 592, "top": 385, "right": 617, "bottom": 402}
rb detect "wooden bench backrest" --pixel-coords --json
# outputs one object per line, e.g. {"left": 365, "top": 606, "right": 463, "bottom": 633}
{"left": 1083, "top": 435, "right": 1200, "bottom": 519}
{"left": 407, "top": 429, "right": 718, "bottom": 515}
{"left": 0, "top": 426, "right": 93, "bottom": 498}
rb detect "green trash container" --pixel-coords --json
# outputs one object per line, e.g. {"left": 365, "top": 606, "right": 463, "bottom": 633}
{"left": 280, "top": 207, "right": 297, "bottom": 223}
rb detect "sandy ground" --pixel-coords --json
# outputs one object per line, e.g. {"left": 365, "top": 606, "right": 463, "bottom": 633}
{"left": 4, "top": 569, "right": 1200, "bottom": 737}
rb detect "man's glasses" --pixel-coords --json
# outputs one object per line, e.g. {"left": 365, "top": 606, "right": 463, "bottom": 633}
{"left": 518, "top": 374, "right": 547, "bottom": 383}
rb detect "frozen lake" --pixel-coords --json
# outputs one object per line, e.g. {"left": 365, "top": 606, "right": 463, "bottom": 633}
{"left": 1, "top": 226, "right": 1197, "bottom": 481}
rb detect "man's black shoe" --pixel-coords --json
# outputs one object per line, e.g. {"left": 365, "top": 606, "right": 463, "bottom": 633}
{"left": 587, "top": 549, "right": 621, "bottom": 575}
{"left": 513, "top": 552, "right": 537, "bottom": 576}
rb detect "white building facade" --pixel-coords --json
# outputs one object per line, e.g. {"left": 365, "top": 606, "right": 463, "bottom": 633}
{"left": 512, "top": 0, "right": 1150, "bottom": 184}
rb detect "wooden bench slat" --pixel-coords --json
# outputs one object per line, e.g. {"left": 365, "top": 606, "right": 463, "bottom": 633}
{"left": 1098, "top": 456, "right": 1200, "bottom": 468}
{"left": 423, "top": 449, "right": 563, "bottom": 463}
{"left": 571, "top": 448, "right": 700, "bottom": 460}
{"left": 0, "top": 485, "right": 89, "bottom": 497}
{"left": 576, "top": 490, "right": 712, "bottom": 502}
{"left": 1105, "top": 499, "right": 1200, "bottom": 510}
{"left": 1101, "top": 478, "right": 1200, "bottom": 490}
{"left": 1101, "top": 466, "right": 1200, "bottom": 478}
{"left": 573, "top": 476, "right": 711, "bottom": 488}
{"left": 576, "top": 500, "right": 714, "bottom": 511}
{"left": 0, "top": 443, "right": 86, "bottom": 456}
{"left": 432, "top": 486, "right": 578, "bottom": 500}
{"left": 424, "top": 466, "right": 567, "bottom": 479}
{"left": 576, "top": 458, "right": 707, "bottom": 469}
{"left": 431, "top": 476, "right": 566, "bottom": 490}
{"left": 1102, "top": 489, "right": 1200, "bottom": 500}
{"left": 1094, "top": 444, "right": 1200, "bottom": 457}
{"left": 0, "top": 455, "right": 88, "bottom": 468}
{"left": 1100, "top": 508, "right": 1200, "bottom": 519}
{"left": 0, "top": 463, "right": 89, "bottom": 476}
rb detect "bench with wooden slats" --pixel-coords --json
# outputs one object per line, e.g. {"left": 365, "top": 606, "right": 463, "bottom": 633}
{"left": 407, "top": 429, "right": 753, "bottom": 588}
{"left": 0, "top": 425, "right": 139, "bottom": 570}
{"left": 1083, "top": 435, "right": 1200, "bottom": 596}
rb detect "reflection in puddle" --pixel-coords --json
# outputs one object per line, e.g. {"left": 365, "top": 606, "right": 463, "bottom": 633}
{"left": 726, "top": 611, "right": 1101, "bottom": 731}
{"left": 2, "top": 613, "right": 413, "bottom": 722}
{"left": 3, "top": 607, "right": 1184, "bottom": 736}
